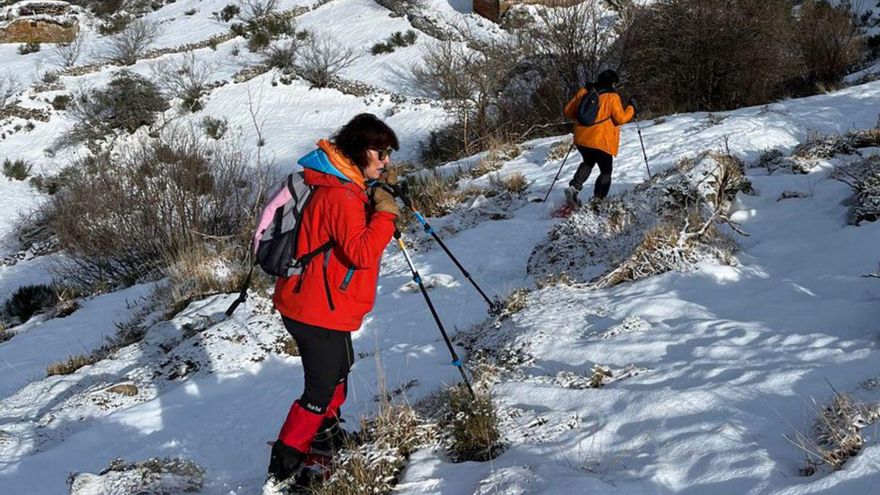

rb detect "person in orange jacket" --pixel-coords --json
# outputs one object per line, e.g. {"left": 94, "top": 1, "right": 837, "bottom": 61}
{"left": 562, "top": 69, "right": 636, "bottom": 207}
{"left": 266, "top": 114, "right": 400, "bottom": 488}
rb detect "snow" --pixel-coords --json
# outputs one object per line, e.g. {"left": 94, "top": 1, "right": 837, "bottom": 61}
{"left": 0, "top": 1, "right": 879, "bottom": 494}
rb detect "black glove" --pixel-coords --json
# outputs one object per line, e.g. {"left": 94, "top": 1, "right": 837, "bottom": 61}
{"left": 628, "top": 98, "right": 638, "bottom": 116}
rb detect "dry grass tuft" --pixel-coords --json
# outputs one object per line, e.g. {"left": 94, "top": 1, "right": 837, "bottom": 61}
{"left": 546, "top": 139, "right": 573, "bottom": 162}
{"left": 47, "top": 354, "right": 98, "bottom": 376}
{"left": 309, "top": 403, "right": 433, "bottom": 495}
{"left": 789, "top": 392, "right": 880, "bottom": 476}
{"left": 499, "top": 287, "right": 530, "bottom": 319}
{"left": 442, "top": 384, "right": 502, "bottom": 462}
{"left": 490, "top": 172, "right": 528, "bottom": 195}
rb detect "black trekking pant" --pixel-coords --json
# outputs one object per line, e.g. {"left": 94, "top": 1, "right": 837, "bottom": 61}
{"left": 568, "top": 146, "right": 614, "bottom": 199}
{"left": 282, "top": 317, "right": 354, "bottom": 416}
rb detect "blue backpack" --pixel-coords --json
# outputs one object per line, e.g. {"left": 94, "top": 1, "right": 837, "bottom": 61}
{"left": 575, "top": 87, "right": 612, "bottom": 127}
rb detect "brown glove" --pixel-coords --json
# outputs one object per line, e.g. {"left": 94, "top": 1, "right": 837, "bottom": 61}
{"left": 371, "top": 184, "right": 400, "bottom": 218}
{"left": 378, "top": 165, "right": 398, "bottom": 186}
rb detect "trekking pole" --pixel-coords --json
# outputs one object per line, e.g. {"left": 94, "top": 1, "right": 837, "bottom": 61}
{"left": 224, "top": 264, "right": 254, "bottom": 318}
{"left": 391, "top": 183, "right": 502, "bottom": 316}
{"left": 394, "top": 230, "right": 476, "bottom": 398}
{"left": 540, "top": 142, "right": 576, "bottom": 203}
{"left": 635, "top": 119, "right": 652, "bottom": 179}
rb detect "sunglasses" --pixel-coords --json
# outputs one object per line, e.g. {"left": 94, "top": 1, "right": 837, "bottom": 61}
{"left": 373, "top": 147, "right": 394, "bottom": 161}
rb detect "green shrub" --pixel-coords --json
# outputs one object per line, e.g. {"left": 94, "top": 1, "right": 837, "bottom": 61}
{"left": 370, "top": 42, "right": 394, "bottom": 55}
{"left": 58, "top": 70, "right": 168, "bottom": 148}
{"left": 2, "top": 158, "right": 31, "bottom": 181}
{"left": 219, "top": 4, "right": 240, "bottom": 22}
{"left": 18, "top": 42, "right": 40, "bottom": 55}
{"left": 443, "top": 384, "right": 502, "bottom": 462}
{"left": 98, "top": 14, "right": 133, "bottom": 35}
{"left": 51, "top": 94, "right": 71, "bottom": 110}
{"left": 201, "top": 116, "right": 228, "bottom": 140}
{"left": 2, "top": 284, "right": 59, "bottom": 323}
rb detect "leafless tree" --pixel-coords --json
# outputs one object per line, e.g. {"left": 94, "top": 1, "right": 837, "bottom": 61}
{"left": 795, "top": 0, "right": 864, "bottom": 86}
{"left": 296, "top": 33, "right": 360, "bottom": 88}
{"left": 619, "top": 0, "right": 799, "bottom": 113}
{"left": 526, "top": 0, "right": 617, "bottom": 96}
{"left": 151, "top": 51, "right": 217, "bottom": 112}
{"left": 53, "top": 31, "right": 86, "bottom": 68}
{"left": 238, "top": 0, "right": 279, "bottom": 21}
{"left": 0, "top": 72, "right": 22, "bottom": 108}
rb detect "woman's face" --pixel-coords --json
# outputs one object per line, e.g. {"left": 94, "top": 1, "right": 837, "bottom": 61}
{"left": 362, "top": 147, "right": 392, "bottom": 180}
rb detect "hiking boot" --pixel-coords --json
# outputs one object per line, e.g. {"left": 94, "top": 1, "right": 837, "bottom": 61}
{"left": 588, "top": 196, "right": 603, "bottom": 213}
{"left": 310, "top": 417, "right": 354, "bottom": 456}
{"left": 564, "top": 186, "right": 582, "bottom": 208}
{"left": 266, "top": 440, "right": 307, "bottom": 487}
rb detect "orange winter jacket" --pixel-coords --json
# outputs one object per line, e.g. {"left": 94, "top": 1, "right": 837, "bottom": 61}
{"left": 564, "top": 89, "right": 635, "bottom": 156}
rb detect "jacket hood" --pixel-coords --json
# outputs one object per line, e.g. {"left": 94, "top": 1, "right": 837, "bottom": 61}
{"left": 297, "top": 139, "right": 366, "bottom": 190}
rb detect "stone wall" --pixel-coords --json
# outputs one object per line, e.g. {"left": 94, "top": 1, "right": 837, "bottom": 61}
{"left": 0, "top": 18, "right": 78, "bottom": 43}
{"left": 474, "top": 0, "right": 605, "bottom": 22}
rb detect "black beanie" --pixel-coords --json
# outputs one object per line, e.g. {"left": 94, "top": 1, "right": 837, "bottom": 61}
{"left": 596, "top": 69, "right": 619, "bottom": 89}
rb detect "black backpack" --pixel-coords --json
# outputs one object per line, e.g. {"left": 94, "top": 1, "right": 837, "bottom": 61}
{"left": 575, "top": 86, "right": 612, "bottom": 127}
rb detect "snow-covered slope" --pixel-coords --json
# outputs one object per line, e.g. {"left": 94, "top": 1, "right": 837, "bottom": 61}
{"left": 1, "top": 1, "right": 879, "bottom": 494}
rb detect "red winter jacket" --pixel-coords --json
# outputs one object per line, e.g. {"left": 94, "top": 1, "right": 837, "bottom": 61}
{"left": 273, "top": 144, "right": 397, "bottom": 331}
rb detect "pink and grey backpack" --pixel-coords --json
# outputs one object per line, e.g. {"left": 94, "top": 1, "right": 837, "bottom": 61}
{"left": 225, "top": 172, "right": 330, "bottom": 317}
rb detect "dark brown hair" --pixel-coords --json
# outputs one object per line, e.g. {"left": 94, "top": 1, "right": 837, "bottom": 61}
{"left": 332, "top": 113, "right": 399, "bottom": 168}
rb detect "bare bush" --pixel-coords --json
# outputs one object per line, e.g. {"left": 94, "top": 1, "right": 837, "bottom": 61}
{"left": 412, "top": 41, "right": 478, "bottom": 100}
{"left": 262, "top": 39, "right": 299, "bottom": 73}
{"left": 619, "top": 0, "right": 799, "bottom": 113}
{"left": 57, "top": 71, "right": 168, "bottom": 150}
{"left": 832, "top": 155, "right": 880, "bottom": 225}
{"left": 159, "top": 242, "right": 255, "bottom": 317}
{"left": 151, "top": 52, "right": 217, "bottom": 112}
{"left": 795, "top": 0, "right": 864, "bottom": 87}
{"left": 414, "top": 37, "right": 525, "bottom": 163}
{"left": 105, "top": 18, "right": 161, "bottom": 66}
{"left": 296, "top": 33, "right": 359, "bottom": 88}
{"left": 0, "top": 72, "right": 21, "bottom": 108}
{"left": 53, "top": 31, "right": 85, "bottom": 68}
{"left": 48, "top": 129, "right": 265, "bottom": 288}
{"left": 239, "top": 0, "right": 279, "bottom": 20}
{"left": 526, "top": 1, "right": 617, "bottom": 99}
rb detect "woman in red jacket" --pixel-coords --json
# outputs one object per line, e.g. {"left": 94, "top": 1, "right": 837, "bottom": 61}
{"left": 267, "top": 114, "right": 400, "bottom": 486}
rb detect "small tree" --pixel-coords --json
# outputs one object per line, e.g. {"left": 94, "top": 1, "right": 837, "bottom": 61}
{"left": 151, "top": 52, "right": 216, "bottom": 112}
{"left": 53, "top": 32, "right": 85, "bottom": 68}
{"left": 105, "top": 18, "right": 161, "bottom": 65}
{"left": 296, "top": 33, "right": 360, "bottom": 88}
{"left": 0, "top": 72, "right": 21, "bottom": 108}
{"left": 239, "top": 0, "right": 280, "bottom": 20}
